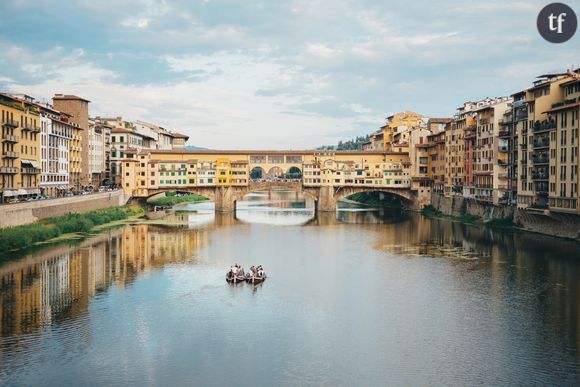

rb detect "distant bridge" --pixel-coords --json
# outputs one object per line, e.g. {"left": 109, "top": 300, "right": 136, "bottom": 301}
{"left": 145, "top": 180, "right": 416, "bottom": 212}
{"left": 125, "top": 149, "right": 423, "bottom": 212}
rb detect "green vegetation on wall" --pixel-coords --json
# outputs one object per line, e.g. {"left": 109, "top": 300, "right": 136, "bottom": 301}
{"left": 148, "top": 193, "right": 208, "bottom": 207}
{"left": 0, "top": 206, "right": 142, "bottom": 252}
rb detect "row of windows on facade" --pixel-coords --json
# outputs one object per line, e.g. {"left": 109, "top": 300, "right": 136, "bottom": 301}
{"left": 40, "top": 175, "right": 69, "bottom": 182}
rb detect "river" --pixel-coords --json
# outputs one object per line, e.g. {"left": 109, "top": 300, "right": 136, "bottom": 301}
{"left": 1, "top": 191, "right": 579, "bottom": 386}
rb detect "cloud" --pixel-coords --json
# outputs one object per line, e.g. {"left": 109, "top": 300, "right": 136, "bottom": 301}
{"left": 0, "top": 0, "right": 578, "bottom": 149}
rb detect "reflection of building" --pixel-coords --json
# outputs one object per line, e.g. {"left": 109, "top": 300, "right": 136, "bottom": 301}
{"left": 0, "top": 224, "right": 207, "bottom": 338}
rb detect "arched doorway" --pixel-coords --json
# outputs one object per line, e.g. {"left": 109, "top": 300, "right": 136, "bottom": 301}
{"left": 250, "top": 166, "right": 265, "bottom": 181}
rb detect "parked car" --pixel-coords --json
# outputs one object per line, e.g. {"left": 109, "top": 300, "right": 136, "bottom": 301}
{"left": 98, "top": 186, "right": 105, "bottom": 192}
{"left": 64, "top": 192, "right": 74, "bottom": 197}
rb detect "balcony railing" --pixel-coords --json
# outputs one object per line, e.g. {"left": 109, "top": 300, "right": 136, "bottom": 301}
{"left": 21, "top": 124, "right": 40, "bottom": 132}
{"left": 532, "top": 155, "right": 549, "bottom": 164}
{"left": 515, "top": 113, "right": 528, "bottom": 121}
{"left": 533, "top": 139, "right": 549, "bottom": 149}
{"left": 0, "top": 166, "right": 19, "bottom": 174}
{"left": 2, "top": 151, "right": 19, "bottom": 159}
{"left": 2, "top": 135, "right": 19, "bottom": 143}
{"left": 498, "top": 145, "right": 509, "bottom": 152}
{"left": 21, "top": 167, "right": 40, "bottom": 174}
{"left": 533, "top": 120, "right": 556, "bottom": 133}
{"left": 498, "top": 130, "right": 510, "bottom": 137}
{"left": 1, "top": 119, "right": 19, "bottom": 128}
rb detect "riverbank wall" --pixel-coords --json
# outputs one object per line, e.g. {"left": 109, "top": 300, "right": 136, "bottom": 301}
{"left": 430, "top": 192, "right": 580, "bottom": 240}
{"left": 0, "top": 191, "right": 130, "bottom": 228}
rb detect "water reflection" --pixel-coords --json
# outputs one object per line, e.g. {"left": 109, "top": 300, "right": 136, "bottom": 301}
{"left": 238, "top": 190, "right": 316, "bottom": 226}
{"left": 0, "top": 225, "right": 208, "bottom": 338}
{"left": 1, "top": 193, "right": 580, "bottom": 385}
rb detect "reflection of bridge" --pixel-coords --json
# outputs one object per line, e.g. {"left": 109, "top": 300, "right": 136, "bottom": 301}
{"left": 144, "top": 180, "right": 417, "bottom": 213}
{"left": 124, "top": 150, "right": 425, "bottom": 212}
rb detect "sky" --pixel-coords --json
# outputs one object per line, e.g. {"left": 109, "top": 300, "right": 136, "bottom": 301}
{"left": 0, "top": 0, "right": 579, "bottom": 149}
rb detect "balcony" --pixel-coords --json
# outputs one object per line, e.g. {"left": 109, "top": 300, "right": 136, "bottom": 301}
{"left": 532, "top": 172, "right": 548, "bottom": 180}
{"left": 21, "top": 167, "right": 40, "bottom": 174}
{"left": 21, "top": 124, "right": 39, "bottom": 133}
{"left": 515, "top": 113, "right": 528, "bottom": 121}
{"left": 2, "top": 135, "right": 19, "bottom": 143}
{"left": 498, "top": 145, "right": 509, "bottom": 152}
{"left": 533, "top": 137, "right": 550, "bottom": 149}
{"left": 0, "top": 166, "right": 18, "bottom": 174}
{"left": 2, "top": 151, "right": 19, "bottom": 159}
{"left": 1, "top": 119, "right": 19, "bottom": 128}
{"left": 498, "top": 130, "right": 510, "bottom": 138}
{"left": 498, "top": 159, "right": 509, "bottom": 166}
{"left": 533, "top": 120, "right": 556, "bottom": 133}
{"left": 532, "top": 154, "right": 549, "bottom": 165}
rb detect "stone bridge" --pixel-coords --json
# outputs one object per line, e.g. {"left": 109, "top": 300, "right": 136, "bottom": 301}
{"left": 145, "top": 181, "right": 416, "bottom": 212}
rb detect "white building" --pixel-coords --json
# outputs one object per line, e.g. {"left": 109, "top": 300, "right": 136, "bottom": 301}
{"left": 39, "top": 104, "right": 74, "bottom": 196}
{"left": 88, "top": 120, "right": 110, "bottom": 187}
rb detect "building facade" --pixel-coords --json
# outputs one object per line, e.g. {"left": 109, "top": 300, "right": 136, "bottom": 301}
{"left": 39, "top": 104, "right": 75, "bottom": 197}
{"left": 0, "top": 93, "right": 41, "bottom": 202}
{"left": 52, "top": 94, "right": 90, "bottom": 189}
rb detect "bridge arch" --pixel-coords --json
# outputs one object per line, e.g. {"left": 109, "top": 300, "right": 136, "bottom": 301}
{"left": 335, "top": 187, "right": 414, "bottom": 203}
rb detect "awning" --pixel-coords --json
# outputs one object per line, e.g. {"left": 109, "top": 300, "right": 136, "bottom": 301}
{"left": 2, "top": 190, "right": 16, "bottom": 197}
{"left": 29, "top": 160, "right": 39, "bottom": 169}
{"left": 21, "top": 160, "right": 33, "bottom": 168}
{"left": 17, "top": 188, "right": 28, "bottom": 196}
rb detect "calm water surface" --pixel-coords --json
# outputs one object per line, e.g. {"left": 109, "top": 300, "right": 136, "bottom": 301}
{"left": 1, "top": 191, "right": 580, "bottom": 386}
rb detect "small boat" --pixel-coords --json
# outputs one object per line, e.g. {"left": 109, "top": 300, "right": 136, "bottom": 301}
{"left": 245, "top": 272, "right": 267, "bottom": 284}
{"left": 225, "top": 271, "right": 246, "bottom": 283}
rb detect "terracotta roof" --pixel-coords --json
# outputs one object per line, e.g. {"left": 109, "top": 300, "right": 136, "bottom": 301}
{"left": 137, "top": 149, "right": 407, "bottom": 156}
{"left": 544, "top": 101, "right": 580, "bottom": 114}
{"left": 428, "top": 118, "right": 452, "bottom": 123}
{"left": 149, "top": 159, "right": 199, "bottom": 163}
{"left": 53, "top": 94, "right": 90, "bottom": 102}
{"left": 170, "top": 132, "right": 189, "bottom": 139}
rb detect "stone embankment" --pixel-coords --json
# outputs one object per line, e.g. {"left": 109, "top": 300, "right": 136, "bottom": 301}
{"left": 0, "top": 190, "right": 130, "bottom": 228}
{"left": 430, "top": 192, "right": 580, "bottom": 240}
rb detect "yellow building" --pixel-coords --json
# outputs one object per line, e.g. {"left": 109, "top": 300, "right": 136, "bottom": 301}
{"left": 382, "top": 111, "right": 427, "bottom": 151}
{"left": 0, "top": 93, "right": 41, "bottom": 202}
{"left": 543, "top": 71, "right": 580, "bottom": 213}
{"left": 517, "top": 70, "right": 576, "bottom": 208}
{"left": 445, "top": 104, "right": 469, "bottom": 196}
{"left": 426, "top": 120, "right": 449, "bottom": 194}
